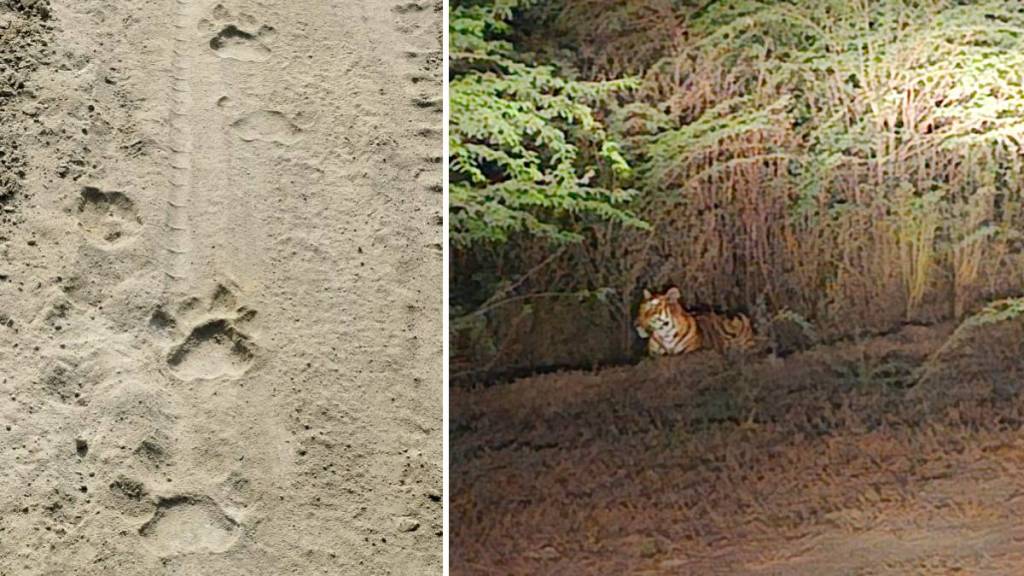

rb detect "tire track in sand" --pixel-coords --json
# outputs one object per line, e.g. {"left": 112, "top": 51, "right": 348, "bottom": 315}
{"left": 164, "top": 0, "right": 198, "bottom": 298}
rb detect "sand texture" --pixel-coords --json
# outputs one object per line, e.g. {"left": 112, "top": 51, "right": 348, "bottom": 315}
{"left": 0, "top": 0, "right": 442, "bottom": 574}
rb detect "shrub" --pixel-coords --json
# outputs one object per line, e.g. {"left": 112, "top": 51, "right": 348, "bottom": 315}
{"left": 449, "top": 0, "right": 647, "bottom": 246}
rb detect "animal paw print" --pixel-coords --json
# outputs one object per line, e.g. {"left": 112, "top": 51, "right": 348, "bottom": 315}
{"left": 230, "top": 110, "right": 303, "bottom": 145}
{"left": 156, "top": 283, "right": 257, "bottom": 381}
{"left": 140, "top": 494, "right": 240, "bottom": 556}
{"left": 76, "top": 186, "right": 142, "bottom": 246}
{"left": 391, "top": 0, "right": 441, "bottom": 47}
{"left": 395, "top": 0, "right": 442, "bottom": 114}
{"left": 199, "top": 4, "right": 276, "bottom": 62}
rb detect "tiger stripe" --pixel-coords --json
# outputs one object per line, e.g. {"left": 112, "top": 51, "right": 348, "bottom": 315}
{"left": 635, "top": 287, "right": 754, "bottom": 356}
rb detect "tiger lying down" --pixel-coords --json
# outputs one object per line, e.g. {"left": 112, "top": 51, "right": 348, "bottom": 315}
{"left": 635, "top": 287, "right": 755, "bottom": 356}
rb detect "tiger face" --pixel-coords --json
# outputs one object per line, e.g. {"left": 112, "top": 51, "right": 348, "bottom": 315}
{"left": 635, "top": 287, "right": 702, "bottom": 355}
{"left": 635, "top": 287, "right": 682, "bottom": 338}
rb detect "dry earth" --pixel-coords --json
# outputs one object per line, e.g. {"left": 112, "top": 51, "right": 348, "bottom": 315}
{"left": 1, "top": 0, "right": 442, "bottom": 574}
{"left": 452, "top": 321, "right": 1024, "bottom": 575}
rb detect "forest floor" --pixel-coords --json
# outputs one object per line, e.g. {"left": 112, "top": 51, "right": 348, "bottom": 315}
{"left": 451, "top": 321, "right": 1024, "bottom": 575}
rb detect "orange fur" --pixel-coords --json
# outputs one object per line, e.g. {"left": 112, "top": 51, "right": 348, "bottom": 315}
{"left": 635, "top": 287, "right": 754, "bottom": 356}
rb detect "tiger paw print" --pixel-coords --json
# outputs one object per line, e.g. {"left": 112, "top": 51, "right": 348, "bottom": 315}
{"left": 199, "top": 4, "right": 277, "bottom": 62}
{"left": 152, "top": 283, "right": 258, "bottom": 381}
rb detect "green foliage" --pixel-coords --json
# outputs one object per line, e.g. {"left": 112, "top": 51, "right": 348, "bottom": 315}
{"left": 963, "top": 297, "right": 1024, "bottom": 328}
{"left": 449, "top": 0, "right": 647, "bottom": 246}
{"left": 452, "top": 0, "right": 1024, "bottom": 375}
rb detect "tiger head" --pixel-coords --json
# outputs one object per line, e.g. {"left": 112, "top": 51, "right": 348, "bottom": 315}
{"left": 635, "top": 287, "right": 683, "bottom": 338}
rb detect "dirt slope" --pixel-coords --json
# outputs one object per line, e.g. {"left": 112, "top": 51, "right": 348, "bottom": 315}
{"left": 1, "top": 0, "right": 442, "bottom": 574}
{"left": 452, "top": 323, "right": 1024, "bottom": 575}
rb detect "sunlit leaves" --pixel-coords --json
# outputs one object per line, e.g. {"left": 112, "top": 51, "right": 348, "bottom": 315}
{"left": 450, "top": 0, "right": 647, "bottom": 246}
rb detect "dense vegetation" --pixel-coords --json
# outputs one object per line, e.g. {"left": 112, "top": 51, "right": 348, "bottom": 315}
{"left": 450, "top": 0, "right": 1024, "bottom": 376}
{"left": 449, "top": 0, "right": 645, "bottom": 246}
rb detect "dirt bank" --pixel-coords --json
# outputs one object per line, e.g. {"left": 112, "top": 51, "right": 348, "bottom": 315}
{"left": 452, "top": 322, "right": 1024, "bottom": 574}
{"left": 1, "top": 0, "right": 442, "bottom": 574}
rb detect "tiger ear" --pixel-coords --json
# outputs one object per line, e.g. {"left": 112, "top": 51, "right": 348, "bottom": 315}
{"left": 642, "top": 289, "right": 652, "bottom": 300}
{"left": 666, "top": 287, "right": 681, "bottom": 302}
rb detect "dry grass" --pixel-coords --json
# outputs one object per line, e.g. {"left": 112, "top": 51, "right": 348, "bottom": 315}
{"left": 451, "top": 322, "right": 1024, "bottom": 574}
{"left": 452, "top": 0, "right": 1024, "bottom": 376}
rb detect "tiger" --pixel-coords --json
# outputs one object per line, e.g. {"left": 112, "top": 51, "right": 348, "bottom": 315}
{"left": 634, "top": 287, "right": 755, "bottom": 356}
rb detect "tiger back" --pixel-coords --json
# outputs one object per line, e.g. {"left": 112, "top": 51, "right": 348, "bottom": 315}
{"left": 635, "top": 287, "right": 754, "bottom": 356}
{"left": 694, "top": 310, "right": 755, "bottom": 352}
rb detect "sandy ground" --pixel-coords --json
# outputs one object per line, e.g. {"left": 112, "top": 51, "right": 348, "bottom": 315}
{"left": 452, "top": 322, "right": 1024, "bottom": 575}
{"left": 1, "top": 0, "right": 442, "bottom": 574}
